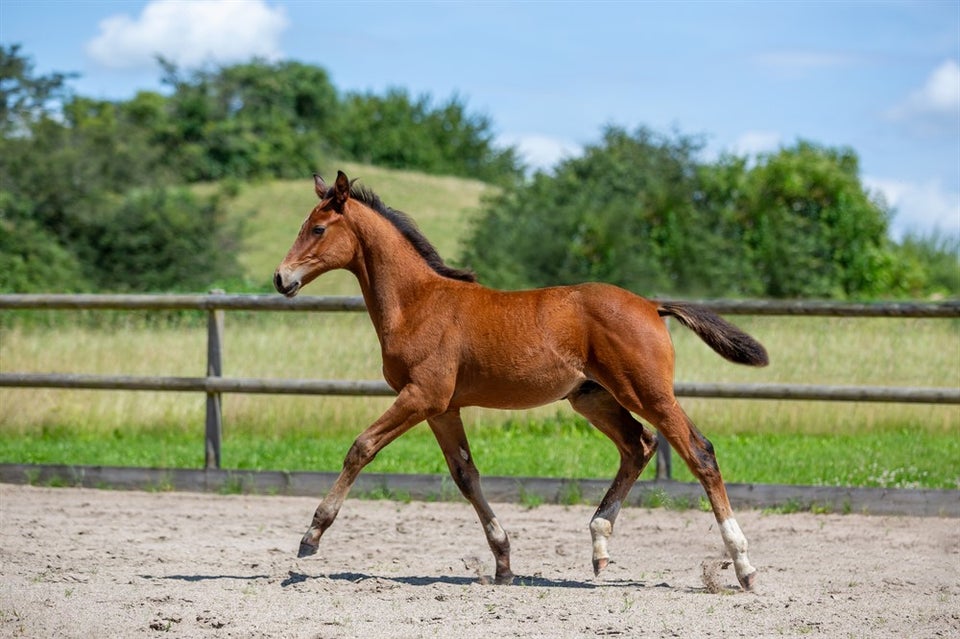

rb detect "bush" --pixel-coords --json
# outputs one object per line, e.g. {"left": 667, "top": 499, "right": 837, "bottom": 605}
{"left": 892, "top": 231, "right": 960, "bottom": 297}
{"left": 0, "top": 196, "right": 90, "bottom": 292}
{"left": 78, "top": 187, "right": 244, "bottom": 292}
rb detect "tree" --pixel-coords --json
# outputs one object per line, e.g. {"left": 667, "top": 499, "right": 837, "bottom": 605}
{"left": 0, "top": 43, "right": 75, "bottom": 136}
{"left": 463, "top": 126, "right": 726, "bottom": 295}
{"left": 78, "top": 187, "right": 242, "bottom": 292}
{"left": 0, "top": 191, "right": 89, "bottom": 292}
{"left": 158, "top": 59, "right": 339, "bottom": 180}
{"left": 332, "top": 88, "right": 522, "bottom": 184}
{"left": 891, "top": 231, "right": 960, "bottom": 297}
{"left": 739, "top": 142, "right": 895, "bottom": 298}
{"left": 1, "top": 46, "right": 244, "bottom": 293}
{"left": 1, "top": 44, "right": 91, "bottom": 292}
{"left": 462, "top": 128, "right": 906, "bottom": 299}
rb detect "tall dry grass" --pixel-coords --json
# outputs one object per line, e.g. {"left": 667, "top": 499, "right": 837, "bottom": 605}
{"left": 672, "top": 315, "right": 959, "bottom": 436}
{"left": 2, "top": 312, "right": 957, "bottom": 439}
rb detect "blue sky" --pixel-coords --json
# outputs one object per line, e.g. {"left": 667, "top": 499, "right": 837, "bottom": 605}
{"left": 3, "top": 0, "right": 958, "bottom": 239}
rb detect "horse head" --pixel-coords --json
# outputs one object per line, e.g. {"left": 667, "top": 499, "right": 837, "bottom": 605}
{"left": 274, "top": 171, "right": 359, "bottom": 297}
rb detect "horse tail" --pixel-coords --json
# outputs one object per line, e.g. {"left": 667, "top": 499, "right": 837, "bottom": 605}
{"left": 657, "top": 302, "right": 769, "bottom": 367}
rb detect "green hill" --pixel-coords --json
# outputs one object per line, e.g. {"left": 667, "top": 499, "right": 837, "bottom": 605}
{"left": 225, "top": 163, "right": 494, "bottom": 295}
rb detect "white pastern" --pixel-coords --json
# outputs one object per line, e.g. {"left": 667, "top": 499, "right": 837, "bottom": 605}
{"left": 720, "top": 518, "right": 755, "bottom": 579}
{"left": 590, "top": 517, "right": 613, "bottom": 561}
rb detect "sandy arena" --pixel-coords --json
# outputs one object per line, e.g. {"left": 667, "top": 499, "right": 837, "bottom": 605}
{"left": 0, "top": 483, "right": 957, "bottom": 638}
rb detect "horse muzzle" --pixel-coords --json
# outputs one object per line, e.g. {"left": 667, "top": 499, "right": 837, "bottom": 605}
{"left": 274, "top": 270, "right": 301, "bottom": 298}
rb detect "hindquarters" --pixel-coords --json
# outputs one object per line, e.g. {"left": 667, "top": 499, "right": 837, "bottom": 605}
{"left": 575, "top": 286, "right": 767, "bottom": 410}
{"left": 577, "top": 285, "right": 681, "bottom": 408}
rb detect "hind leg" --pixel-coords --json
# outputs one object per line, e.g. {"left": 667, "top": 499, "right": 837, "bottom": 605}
{"left": 636, "top": 397, "right": 756, "bottom": 590}
{"left": 567, "top": 381, "right": 658, "bottom": 576}
{"left": 588, "top": 297, "right": 757, "bottom": 589}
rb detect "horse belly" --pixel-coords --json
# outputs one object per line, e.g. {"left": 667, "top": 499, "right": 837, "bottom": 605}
{"left": 452, "top": 360, "right": 586, "bottom": 410}
{"left": 449, "top": 287, "right": 591, "bottom": 409}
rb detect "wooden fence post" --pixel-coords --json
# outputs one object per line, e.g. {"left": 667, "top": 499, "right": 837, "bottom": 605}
{"left": 655, "top": 431, "right": 672, "bottom": 480}
{"left": 205, "top": 290, "right": 225, "bottom": 469}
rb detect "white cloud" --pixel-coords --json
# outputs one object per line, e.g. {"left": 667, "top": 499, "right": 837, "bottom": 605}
{"left": 887, "top": 59, "right": 960, "bottom": 130}
{"left": 731, "top": 130, "right": 782, "bottom": 157}
{"left": 865, "top": 176, "right": 960, "bottom": 239}
{"left": 497, "top": 134, "right": 582, "bottom": 173}
{"left": 86, "top": 0, "right": 288, "bottom": 70}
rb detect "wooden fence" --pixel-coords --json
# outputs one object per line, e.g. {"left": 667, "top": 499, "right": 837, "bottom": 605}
{"left": 2, "top": 293, "right": 958, "bottom": 475}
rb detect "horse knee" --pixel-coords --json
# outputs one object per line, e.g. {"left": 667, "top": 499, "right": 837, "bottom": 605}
{"left": 344, "top": 436, "right": 377, "bottom": 469}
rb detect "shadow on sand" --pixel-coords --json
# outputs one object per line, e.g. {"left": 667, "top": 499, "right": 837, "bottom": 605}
{"left": 143, "top": 571, "right": 714, "bottom": 594}
{"left": 280, "top": 570, "right": 656, "bottom": 590}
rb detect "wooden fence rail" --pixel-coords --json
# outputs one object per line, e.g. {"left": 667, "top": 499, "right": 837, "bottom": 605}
{"left": 2, "top": 293, "right": 959, "bottom": 316}
{"left": 2, "top": 293, "right": 958, "bottom": 473}
{"left": 2, "top": 373, "right": 958, "bottom": 404}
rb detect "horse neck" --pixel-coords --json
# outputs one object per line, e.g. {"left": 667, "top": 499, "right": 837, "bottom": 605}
{"left": 346, "top": 208, "right": 441, "bottom": 336}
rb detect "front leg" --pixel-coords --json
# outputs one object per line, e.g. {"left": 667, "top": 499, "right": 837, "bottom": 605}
{"left": 298, "top": 385, "right": 437, "bottom": 557}
{"left": 428, "top": 411, "right": 514, "bottom": 584}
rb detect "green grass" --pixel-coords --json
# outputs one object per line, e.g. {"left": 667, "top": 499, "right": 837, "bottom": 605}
{"left": 2, "top": 418, "right": 957, "bottom": 489}
{"left": 1, "top": 165, "right": 958, "bottom": 490}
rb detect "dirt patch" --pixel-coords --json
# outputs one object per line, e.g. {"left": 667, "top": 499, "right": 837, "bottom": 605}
{"left": 1, "top": 484, "right": 957, "bottom": 638}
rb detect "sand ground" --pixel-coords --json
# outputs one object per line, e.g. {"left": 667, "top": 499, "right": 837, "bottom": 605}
{"left": 1, "top": 484, "right": 957, "bottom": 638}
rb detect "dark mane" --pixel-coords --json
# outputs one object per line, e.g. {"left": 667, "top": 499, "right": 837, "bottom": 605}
{"left": 328, "top": 182, "right": 477, "bottom": 283}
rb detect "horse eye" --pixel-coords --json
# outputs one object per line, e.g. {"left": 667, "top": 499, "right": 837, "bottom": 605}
{"left": 311, "top": 225, "right": 326, "bottom": 237}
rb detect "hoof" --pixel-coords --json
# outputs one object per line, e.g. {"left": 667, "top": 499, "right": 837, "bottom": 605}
{"left": 738, "top": 568, "right": 757, "bottom": 592}
{"left": 494, "top": 571, "right": 516, "bottom": 586}
{"left": 297, "top": 539, "right": 319, "bottom": 558}
{"left": 592, "top": 557, "right": 609, "bottom": 576}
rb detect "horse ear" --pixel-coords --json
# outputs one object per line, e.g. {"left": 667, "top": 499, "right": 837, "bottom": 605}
{"left": 313, "top": 174, "right": 326, "bottom": 199}
{"left": 333, "top": 170, "right": 351, "bottom": 210}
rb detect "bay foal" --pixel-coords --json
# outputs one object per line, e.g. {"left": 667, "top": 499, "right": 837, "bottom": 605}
{"left": 274, "top": 171, "right": 768, "bottom": 589}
